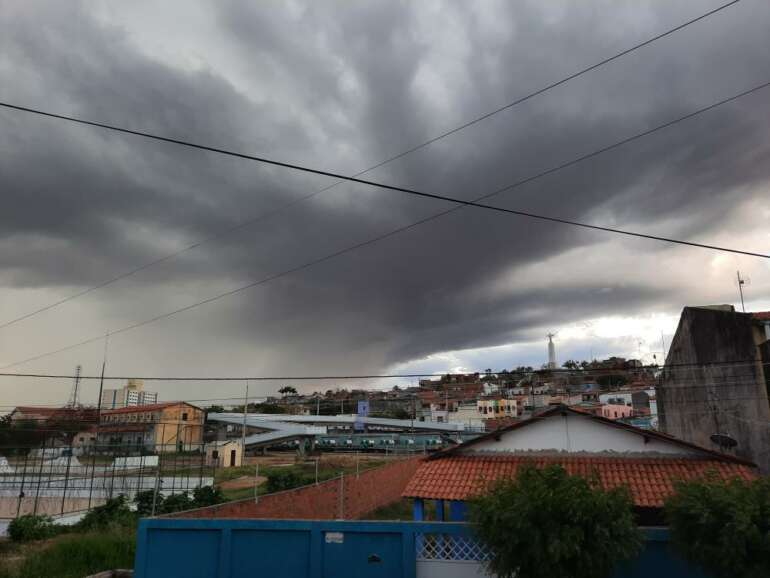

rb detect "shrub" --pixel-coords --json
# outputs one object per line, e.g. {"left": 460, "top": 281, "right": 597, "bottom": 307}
{"left": 193, "top": 485, "right": 225, "bottom": 507}
{"left": 162, "top": 491, "right": 193, "bottom": 513}
{"left": 469, "top": 465, "right": 642, "bottom": 578}
{"left": 7, "top": 514, "right": 58, "bottom": 542}
{"left": 77, "top": 495, "right": 135, "bottom": 531}
{"left": 665, "top": 476, "right": 770, "bottom": 578}
{"left": 134, "top": 489, "right": 158, "bottom": 517}
{"left": 265, "top": 469, "right": 307, "bottom": 493}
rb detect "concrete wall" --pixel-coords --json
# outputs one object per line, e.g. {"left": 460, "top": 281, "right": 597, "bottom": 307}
{"left": 658, "top": 307, "right": 770, "bottom": 472}
{"left": 170, "top": 457, "right": 422, "bottom": 520}
{"left": 0, "top": 496, "right": 104, "bottom": 518}
{"left": 468, "top": 413, "right": 700, "bottom": 456}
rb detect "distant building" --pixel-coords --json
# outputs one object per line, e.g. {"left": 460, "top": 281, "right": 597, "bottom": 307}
{"left": 9, "top": 406, "right": 97, "bottom": 427}
{"left": 658, "top": 305, "right": 770, "bottom": 473}
{"left": 477, "top": 398, "right": 520, "bottom": 419}
{"left": 601, "top": 403, "right": 633, "bottom": 420}
{"left": 100, "top": 379, "right": 158, "bottom": 409}
{"left": 98, "top": 402, "right": 204, "bottom": 452}
{"left": 205, "top": 440, "right": 243, "bottom": 468}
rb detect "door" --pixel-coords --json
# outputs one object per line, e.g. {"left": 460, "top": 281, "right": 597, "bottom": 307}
{"left": 229, "top": 449, "right": 236, "bottom": 467}
{"left": 322, "top": 531, "right": 403, "bottom": 578}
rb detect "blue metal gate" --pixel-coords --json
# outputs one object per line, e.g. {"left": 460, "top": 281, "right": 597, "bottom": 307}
{"left": 134, "top": 519, "right": 706, "bottom": 578}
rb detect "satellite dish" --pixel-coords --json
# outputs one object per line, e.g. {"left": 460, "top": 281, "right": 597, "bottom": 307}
{"left": 710, "top": 433, "right": 738, "bottom": 449}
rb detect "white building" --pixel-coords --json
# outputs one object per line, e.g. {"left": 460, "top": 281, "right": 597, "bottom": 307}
{"left": 100, "top": 379, "right": 158, "bottom": 409}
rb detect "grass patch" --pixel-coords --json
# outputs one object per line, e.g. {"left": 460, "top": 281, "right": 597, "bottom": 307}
{"left": 217, "top": 459, "right": 387, "bottom": 502}
{"left": 0, "top": 529, "right": 135, "bottom": 578}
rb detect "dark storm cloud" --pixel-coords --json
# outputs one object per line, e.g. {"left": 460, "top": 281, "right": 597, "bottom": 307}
{"left": 0, "top": 0, "right": 769, "bottom": 387}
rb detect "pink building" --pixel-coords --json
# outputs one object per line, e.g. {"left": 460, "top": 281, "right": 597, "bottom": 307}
{"left": 601, "top": 403, "right": 633, "bottom": 420}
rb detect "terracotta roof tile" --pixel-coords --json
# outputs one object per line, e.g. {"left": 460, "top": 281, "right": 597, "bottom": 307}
{"left": 102, "top": 402, "right": 194, "bottom": 415}
{"left": 403, "top": 455, "right": 756, "bottom": 507}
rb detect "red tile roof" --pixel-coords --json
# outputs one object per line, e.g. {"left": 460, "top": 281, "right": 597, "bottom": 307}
{"left": 12, "top": 406, "right": 98, "bottom": 420}
{"left": 14, "top": 406, "right": 64, "bottom": 416}
{"left": 403, "top": 455, "right": 756, "bottom": 507}
{"left": 753, "top": 311, "right": 770, "bottom": 321}
{"left": 102, "top": 402, "right": 195, "bottom": 415}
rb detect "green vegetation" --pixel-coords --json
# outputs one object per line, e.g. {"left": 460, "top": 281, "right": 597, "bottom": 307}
{"left": 0, "top": 530, "right": 135, "bottom": 578}
{"left": 0, "top": 485, "right": 225, "bottom": 577}
{"left": 217, "top": 459, "right": 385, "bottom": 502}
{"left": 665, "top": 476, "right": 770, "bottom": 578}
{"left": 77, "top": 495, "right": 135, "bottom": 532}
{"left": 265, "top": 469, "right": 306, "bottom": 493}
{"left": 7, "top": 515, "right": 59, "bottom": 543}
{"left": 469, "top": 465, "right": 642, "bottom": 578}
{"left": 133, "top": 485, "right": 226, "bottom": 515}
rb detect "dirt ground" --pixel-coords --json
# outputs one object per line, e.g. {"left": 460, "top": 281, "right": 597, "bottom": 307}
{"left": 218, "top": 475, "right": 267, "bottom": 490}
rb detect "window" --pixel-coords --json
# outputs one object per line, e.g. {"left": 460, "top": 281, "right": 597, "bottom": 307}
{"left": 79, "top": 437, "right": 84, "bottom": 442}
{"left": 182, "top": 412, "right": 188, "bottom": 421}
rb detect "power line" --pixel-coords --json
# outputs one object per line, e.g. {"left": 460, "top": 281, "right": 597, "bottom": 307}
{"left": 3, "top": 80, "right": 770, "bottom": 371}
{"left": 3, "top": 81, "right": 769, "bottom": 262}
{"left": 0, "top": 0, "right": 744, "bottom": 332}
{"left": 0, "top": 357, "right": 768, "bottom": 380}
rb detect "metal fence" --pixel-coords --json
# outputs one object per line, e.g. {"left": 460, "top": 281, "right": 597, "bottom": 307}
{"left": 0, "top": 442, "right": 215, "bottom": 521}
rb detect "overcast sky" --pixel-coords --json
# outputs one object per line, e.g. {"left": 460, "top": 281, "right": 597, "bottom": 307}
{"left": 1, "top": 0, "right": 769, "bottom": 408}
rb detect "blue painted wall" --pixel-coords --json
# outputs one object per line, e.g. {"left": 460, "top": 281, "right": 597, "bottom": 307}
{"left": 134, "top": 519, "right": 707, "bottom": 578}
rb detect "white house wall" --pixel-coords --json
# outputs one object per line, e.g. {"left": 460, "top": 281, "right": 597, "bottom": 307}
{"left": 465, "top": 413, "right": 701, "bottom": 456}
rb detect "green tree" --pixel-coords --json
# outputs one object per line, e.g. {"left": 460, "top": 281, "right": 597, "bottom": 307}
{"left": 596, "top": 374, "right": 627, "bottom": 389}
{"left": 77, "top": 496, "right": 134, "bottom": 531}
{"left": 193, "top": 485, "right": 225, "bottom": 507}
{"left": 665, "top": 476, "right": 770, "bottom": 578}
{"left": 469, "top": 465, "right": 641, "bottom": 578}
{"left": 0, "top": 416, "right": 47, "bottom": 455}
{"left": 278, "top": 386, "right": 298, "bottom": 398}
{"left": 134, "top": 489, "right": 159, "bottom": 517}
{"left": 206, "top": 405, "right": 225, "bottom": 414}
{"left": 162, "top": 491, "right": 193, "bottom": 513}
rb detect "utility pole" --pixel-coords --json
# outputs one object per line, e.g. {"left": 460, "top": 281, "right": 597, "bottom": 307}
{"left": 95, "top": 335, "right": 109, "bottom": 454}
{"left": 241, "top": 381, "right": 249, "bottom": 453}
{"left": 737, "top": 271, "right": 747, "bottom": 312}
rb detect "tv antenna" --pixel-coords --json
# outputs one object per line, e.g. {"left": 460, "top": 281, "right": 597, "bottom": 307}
{"left": 736, "top": 271, "right": 750, "bottom": 312}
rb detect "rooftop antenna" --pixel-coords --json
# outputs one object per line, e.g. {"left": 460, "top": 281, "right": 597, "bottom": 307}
{"left": 67, "top": 365, "right": 82, "bottom": 408}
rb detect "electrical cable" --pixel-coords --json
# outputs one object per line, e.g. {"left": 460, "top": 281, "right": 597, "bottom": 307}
{"left": 2, "top": 80, "right": 769, "bottom": 262}
{"left": 3, "top": 79, "right": 769, "bottom": 372}
{"left": 0, "top": 357, "right": 768, "bottom": 380}
{"left": 0, "top": 1, "right": 744, "bottom": 333}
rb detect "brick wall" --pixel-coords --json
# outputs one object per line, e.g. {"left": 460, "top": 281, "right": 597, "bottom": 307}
{"left": 170, "top": 456, "right": 422, "bottom": 520}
